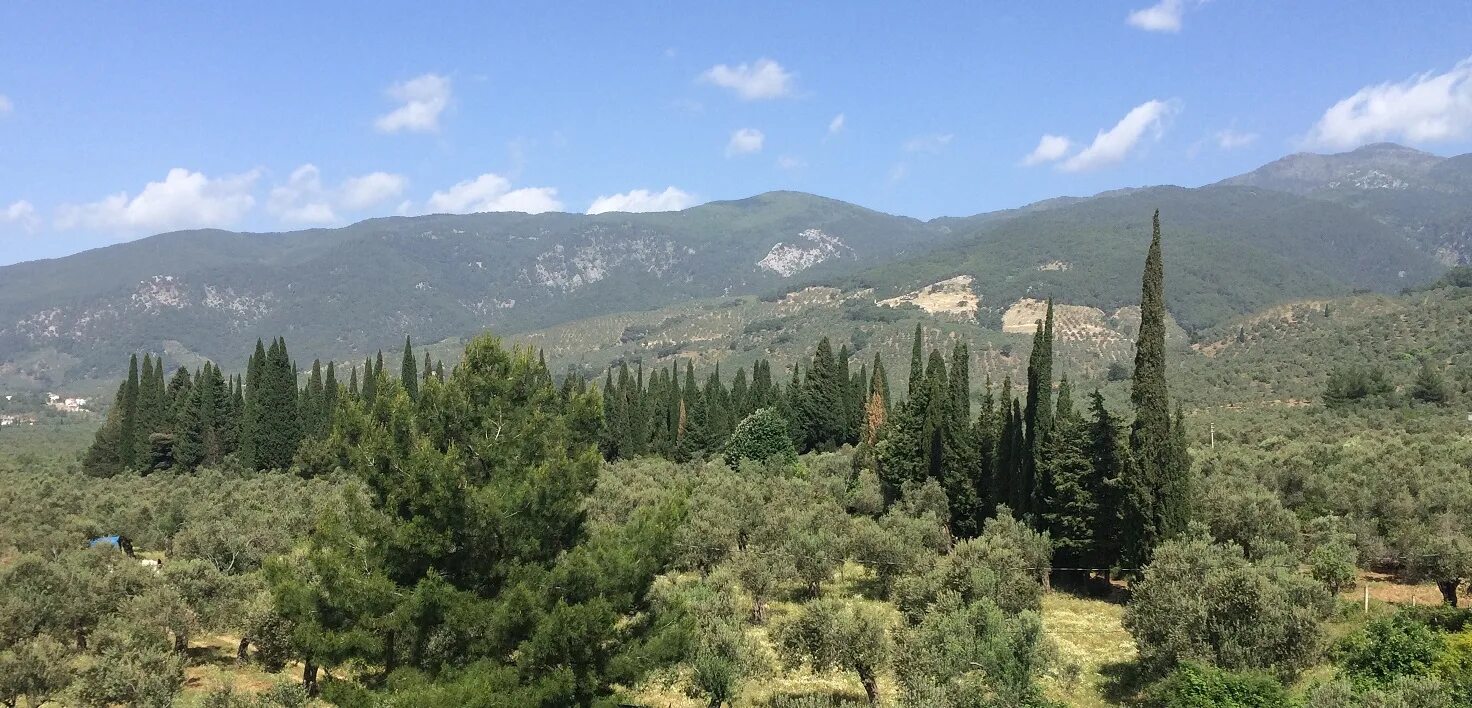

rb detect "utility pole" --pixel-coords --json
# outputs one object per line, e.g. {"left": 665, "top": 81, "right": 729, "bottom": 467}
{"left": 1209, "top": 422, "right": 1215, "bottom": 450}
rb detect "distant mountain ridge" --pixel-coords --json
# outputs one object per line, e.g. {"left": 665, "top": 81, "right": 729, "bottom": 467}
{"left": 1220, "top": 142, "right": 1472, "bottom": 265}
{"left": 0, "top": 144, "right": 1463, "bottom": 390}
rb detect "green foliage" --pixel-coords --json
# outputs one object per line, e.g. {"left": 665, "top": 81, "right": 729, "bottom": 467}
{"left": 1334, "top": 614, "right": 1444, "bottom": 690}
{"left": 1324, "top": 364, "right": 1397, "bottom": 408}
{"left": 1142, "top": 661, "right": 1289, "bottom": 708}
{"left": 1124, "top": 530, "right": 1333, "bottom": 680}
{"left": 725, "top": 407, "right": 798, "bottom": 468}
{"left": 893, "top": 593, "right": 1052, "bottom": 708}
{"left": 774, "top": 597, "right": 892, "bottom": 707}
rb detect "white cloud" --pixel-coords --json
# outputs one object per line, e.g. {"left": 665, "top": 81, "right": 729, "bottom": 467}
{"left": 726, "top": 128, "right": 765, "bottom": 156}
{"left": 586, "top": 187, "right": 697, "bottom": 215}
{"left": 267, "top": 165, "right": 408, "bottom": 224}
{"left": 1305, "top": 58, "right": 1472, "bottom": 149}
{"left": 1021, "top": 134, "right": 1073, "bottom": 166}
{"left": 268, "top": 164, "right": 336, "bottom": 224}
{"left": 1215, "top": 129, "right": 1259, "bottom": 150}
{"left": 56, "top": 168, "right": 259, "bottom": 233}
{"left": 0, "top": 95, "right": 11, "bottom": 116}
{"left": 828, "top": 113, "right": 846, "bottom": 135}
{"left": 3, "top": 200, "right": 39, "bottom": 232}
{"left": 375, "top": 73, "right": 452, "bottom": 133}
{"left": 888, "top": 163, "right": 909, "bottom": 184}
{"left": 700, "top": 59, "right": 795, "bottom": 100}
{"left": 776, "top": 155, "right": 807, "bottom": 170}
{"left": 340, "top": 172, "right": 408, "bottom": 210}
{"left": 1060, "top": 99, "right": 1177, "bottom": 172}
{"left": 1127, "top": 0, "right": 1185, "bottom": 32}
{"left": 903, "top": 133, "right": 954, "bottom": 153}
{"left": 426, "top": 173, "right": 563, "bottom": 214}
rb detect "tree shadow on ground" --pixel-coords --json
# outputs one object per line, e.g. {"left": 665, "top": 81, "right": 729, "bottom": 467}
{"left": 1049, "top": 569, "right": 1132, "bottom": 605}
{"left": 1098, "top": 659, "right": 1151, "bottom": 705}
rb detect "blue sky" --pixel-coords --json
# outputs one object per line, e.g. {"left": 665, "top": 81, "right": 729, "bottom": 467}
{"left": 2, "top": 1, "right": 1472, "bottom": 265}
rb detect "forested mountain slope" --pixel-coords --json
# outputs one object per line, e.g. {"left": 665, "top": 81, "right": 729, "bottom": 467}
{"left": 3, "top": 144, "right": 1464, "bottom": 391}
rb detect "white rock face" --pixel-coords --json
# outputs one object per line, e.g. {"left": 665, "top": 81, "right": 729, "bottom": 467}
{"left": 758, "top": 229, "right": 850, "bottom": 277}
{"left": 1328, "top": 169, "right": 1409, "bottom": 190}
{"left": 527, "top": 236, "right": 682, "bottom": 291}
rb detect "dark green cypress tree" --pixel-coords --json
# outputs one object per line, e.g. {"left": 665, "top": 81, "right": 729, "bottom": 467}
{"left": 628, "top": 363, "right": 650, "bottom": 456}
{"left": 922, "top": 349, "right": 949, "bottom": 484}
{"left": 973, "top": 376, "right": 998, "bottom": 521}
{"left": 1038, "top": 375, "right": 1098, "bottom": 568}
{"left": 401, "top": 336, "right": 419, "bottom": 401}
{"left": 323, "top": 361, "right": 339, "bottom": 432}
{"left": 348, "top": 365, "right": 359, "bottom": 398}
{"left": 1023, "top": 300, "right": 1056, "bottom": 519}
{"left": 435, "top": 360, "right": 445, "bottom": 382}
{"left": 362, "top": 355, "right": 378, "bottom": 404}
{"left": 422, "top": 352, "right": 433, "bottom": 385}
{"left": 837, "top": 344, "right": 858, "bottom": 445}
{"left": 992, "top": 376, "right": 1016, "bottom": 511}
{"left": 1122, "top": 210, "right": 1191, "bottom": 568}
{"left": 305, "top": 359, "right": 324, "bottom": 437}
{"left": 166, "top": 366, "right": 193, "bottom": 429}
{"left": 220, "top": 374, "right": 241, "bottom": 459}
{"left": 175, "top": 363, "right": 208, "bottom": 470}
{"left": 799, "top": 338, "right": 848, "bottom": 451}
{"left": 118, "top": 354, "right": 140, "bottom": 470}
{"left": 907, "top": 323, "right": 924, "bottom": 398}
{"left": 600, "top": 369, "right": 619, "bottom": 459}
{"left": 1087, "top": 390, "right": 1126, "bottom": 569}
{"left": 83, "top": 377, "right": 130, "bottom": 477}
{"left": 730, "top": 367, "right": 749, "bottom": 420}
{"left": 943, "top": 342, "right": 981, "bottom": 536}
{"left": 240, "top": 340, "right": 267, "bottom": 467}
{"left": 134, "top": 354, "right": 162, "bottom": 462}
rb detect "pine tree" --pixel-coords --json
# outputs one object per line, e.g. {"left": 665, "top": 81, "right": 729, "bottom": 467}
{"left": 1122, "top": 210, "right": 1190, "bottom": 568}
{"left": 1412, "top": 359, "right": 1450, "bottom": 404}
{"left": 401, "top": 336, "right": 419, "bottom": 401}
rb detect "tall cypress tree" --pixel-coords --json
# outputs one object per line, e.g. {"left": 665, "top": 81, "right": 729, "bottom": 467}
{"left": 799, "top": 338, "right": 848, "bottom": 451}
{"left": 323, "top": 361, "right": 339, "bottom": 432}
{"left": 1022, "top": 300, "right": 1056, "bottom": 519}
{"left": 1086, "top": 390, "right": 1126, "bottom": 569}
{"left": 118, "top": 354, "right": 141, "bottom": 470}
{"left": 362, "top": 355, "right": 378, "bottom": 404}
{"left": 973, "top": 376, "right": 998, "bottom": 522}
{"left": 240, "top": 339, "right": 267, "bottom": 467}
{"left": 401, "top": 336, "right": 419, "bottom": 401}
{"left": 942, "top": 341, "right": 981, "bottom": 536}
{"left": 907, "top": 323, "right": 925, "bottom": 398}
{"left": 1122, "top": 210, "right": 1190, "bottom": 568}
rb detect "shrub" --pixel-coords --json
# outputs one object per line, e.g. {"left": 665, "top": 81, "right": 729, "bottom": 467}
{"left": 1334, "top": 614, "right": 1443, "bottom": 689}
{"left": 724, "top": 408, "right": 798, "bottom": 468}
{"left": 1143, "top": 661, "right": 1289, "bottom": 708}
{"left": 1124, "top": 531, "right": 1333, "bottom": 679}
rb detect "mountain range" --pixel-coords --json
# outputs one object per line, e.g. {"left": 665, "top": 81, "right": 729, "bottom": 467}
{"left": 1, "top": 142, "right": 1467, "bottom": 392}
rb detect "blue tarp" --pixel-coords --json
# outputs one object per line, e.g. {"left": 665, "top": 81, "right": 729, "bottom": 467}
{"left": 89, "top": 535, "right": 120, "bottom": 548}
